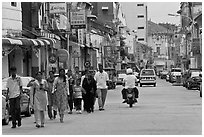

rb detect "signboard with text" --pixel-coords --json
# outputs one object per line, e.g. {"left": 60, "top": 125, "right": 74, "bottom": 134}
{"left": 72, "top": 44, "right": 81, "bottom": 58}
{"left": 70, "top": 9, "right": 86, "bottom": 29}
{"left": 78, "top": 29, "right": 84, "bottom": 45}
{"left": 49, "top": 3, "right": 66, "bottom": 14}
{"left": 104, "top": 46, "right": 112, "bottom": 58}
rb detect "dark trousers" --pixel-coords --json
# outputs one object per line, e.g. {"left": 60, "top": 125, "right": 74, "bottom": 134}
{"left": 47, "top": 105, "right": 53, "bottom": 119}
{"left": 9, "top": 96, "right": 21, "bottom": 125}
{"left": 68, "top": 95, "right": 74, "bottom": 111}
{"left": 122, "top": 87, "right": 139, "bottom": 99}
{"left": 84, "top": 93, "right": 95, "bottom": 112}
{"left": 82, "top": 93, "right": 87, "bottom": 111}
{"left": 74, "top": 98, "right": 82, "bottom": 111}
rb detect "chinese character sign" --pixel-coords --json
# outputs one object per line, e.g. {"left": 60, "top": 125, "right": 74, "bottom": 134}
{"left": 49, "top": 3, "right": 67, "bottom": 14}
{"left": 78, "top": 29, "right": 84, "bottom": 45}
{"left": 70, "top": 9, "right": 86, "bottom": 29}
{"left": 104, "top": 46, "right": 112, "bottom": 58}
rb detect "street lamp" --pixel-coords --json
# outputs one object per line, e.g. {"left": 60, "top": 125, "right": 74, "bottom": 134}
{"left": 167, "top": 13, "right": 197, "bottom": 27}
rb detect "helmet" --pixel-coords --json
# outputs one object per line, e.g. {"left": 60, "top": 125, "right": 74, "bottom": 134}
{"left": 126, "top": 68, "right": 133, "bottom": 74}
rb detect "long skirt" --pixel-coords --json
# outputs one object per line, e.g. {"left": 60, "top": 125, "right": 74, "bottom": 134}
{"left": 55, "top": 88, "right": 68, "bottom": 115}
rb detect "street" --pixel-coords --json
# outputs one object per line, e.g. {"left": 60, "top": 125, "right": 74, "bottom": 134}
{"left": 2, "top": 78, "right": 202, "bottom": 135}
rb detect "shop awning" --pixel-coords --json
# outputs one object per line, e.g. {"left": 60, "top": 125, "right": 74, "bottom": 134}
{"left": 38, "top": 37, "right": 57, "bottom": 48}
{"left": 2, "top": 38, "right": 23, "bottom": 45}
{"left": 2, "top": 37, "right": 47, "bottom": 47}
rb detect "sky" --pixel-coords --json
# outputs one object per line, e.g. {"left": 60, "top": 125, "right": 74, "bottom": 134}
{"left": 147, "top": 2, "right": 180, "bottom": 25}
{"left": 122, "top": 2, "right": 181, "bottom": 30}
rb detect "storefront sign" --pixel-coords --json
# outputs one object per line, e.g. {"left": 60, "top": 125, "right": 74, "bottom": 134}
{"left": 50, "top": 2, "right": 67, "bottom": 14}
{"left": 57, "top": 49, "right": 69, "bottom": 62}
{"left": 70, "top": 9, "right": 86, "bottom": 29}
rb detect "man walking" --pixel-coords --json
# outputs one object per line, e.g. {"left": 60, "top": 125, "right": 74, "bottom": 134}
{"left": 94, "top": 64, "right": 109, "bottom": 111}
{"left": 6, "top": 67, "right": 23, "bottom": 128}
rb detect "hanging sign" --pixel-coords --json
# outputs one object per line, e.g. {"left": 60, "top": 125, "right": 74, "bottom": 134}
{"left": 49, "top": 2, "right": 67, "bottom": 14}
{"left": 70, "top": 9, "right": 86, "bottom": 29}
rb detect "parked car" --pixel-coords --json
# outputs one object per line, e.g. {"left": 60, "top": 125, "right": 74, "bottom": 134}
{"left": 2, "top": 95, "right": 10, "bottom": 125}
{"left": 199, "top": 81, "right": 202, "bottom": 97}
{"left": 157, "top": 70, "right": 163, "bottom": 77}
{"left": 160, "top": 70, "right": 169, "bottom": 79}
{"left": 139, "top": 69, "right": 156, "bottom": 87}
{"left": 2, "top": 77, "right": 34, "bottom": 117}
{"left": 182, "top": 68, "right": 202, "bottom": 87}
{"left": 186, "top": 72, "right": 202, "bottom": 90}
{"left": 169, "top": 68, "right": 182, "bottom": 83}
{"left": 116, "top": 73, "right": 127, "bottom": 85}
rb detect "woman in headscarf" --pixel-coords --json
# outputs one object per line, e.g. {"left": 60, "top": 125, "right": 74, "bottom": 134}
{"left": 82, "top": 69, "right": 97, "bottom": 113}
{"left": 52, "top": 68, "right": 69, "bottom": 123}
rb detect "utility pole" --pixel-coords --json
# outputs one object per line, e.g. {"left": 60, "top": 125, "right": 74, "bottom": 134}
{"left": 66, "top": 2, "right": 71, "bottom": 70}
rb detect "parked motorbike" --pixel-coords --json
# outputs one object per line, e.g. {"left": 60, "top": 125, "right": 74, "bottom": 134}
{"left": 126, "top": 88, "right": 137, "bottom": 108}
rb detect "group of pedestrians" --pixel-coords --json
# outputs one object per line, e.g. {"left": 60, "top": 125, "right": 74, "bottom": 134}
{"left": 6, "top": 64, "right": 110, "bottom": 128}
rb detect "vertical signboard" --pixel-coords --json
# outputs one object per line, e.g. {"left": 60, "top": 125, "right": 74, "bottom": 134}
{"left": 78, "top": 29, "right": 84, "bottom": 45}
{"left": 104, "top": 46, "right": 112, "bottom": 58}
{"left": 70, "top": 9, "right": 86, "bottom": 29}
{"left": 86, "top": 33, "right": 91, "bottom": 47}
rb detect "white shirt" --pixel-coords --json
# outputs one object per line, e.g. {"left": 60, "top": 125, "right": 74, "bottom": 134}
{"left": 6, "top": 75, "right": 23, "bottom": 99}
{"left": 80, "top": 75, "right": 85, "bottom": 87}
{"left": 94, "top": 70, "right": 109, "bottom": 89}
{"left": 123, "top": 74, "right": 137, "bottom": 89}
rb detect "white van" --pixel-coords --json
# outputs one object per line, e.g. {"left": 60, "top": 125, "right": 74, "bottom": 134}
{"left": 140, "top": 69, "right": 156, "bottom": 87}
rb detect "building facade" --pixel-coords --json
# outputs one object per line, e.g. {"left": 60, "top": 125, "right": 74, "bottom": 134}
{"left": 2, "top": 2, "right": 22, "bottom": 78}
{"left": 121, "top": 2, "right": 148, "bottom": 44}
{"left": 148, "top": 21, "right": 177, "bottom": 71}
{"left": 178, "top": 2, "right": 202, "bottom": 70}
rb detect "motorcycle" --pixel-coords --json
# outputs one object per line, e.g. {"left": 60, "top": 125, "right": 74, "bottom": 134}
{"left": 126, "top": 88, "right": 137, "bottom": 108}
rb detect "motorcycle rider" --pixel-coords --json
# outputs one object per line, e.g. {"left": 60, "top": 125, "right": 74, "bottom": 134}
{"left": 121, "top": 68, "right": 139, "bottom": 103}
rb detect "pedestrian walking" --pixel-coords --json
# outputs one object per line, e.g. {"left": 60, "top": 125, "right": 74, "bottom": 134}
{"left": 80, "top": 70, "right": 86, "bottom": 111}
{"left": 67, "top": 69, "right": 74, "bottom": 114}
{"left": 27, "top": 71, "right": 48, "bottom": 128}
{"left": 52, "top": 68, "right": 69, "bottom": 123}
{"left": 6, "top": 67, "right": 23, "bottom": 128}
{"left": 82, "top": 69, "right": 97, "bottom": 113}
{"left": 94, "top": 64, "right": 109, "bottom": 111}
{"left": 73, "top": 66, "right": 82, "bottom": 85}
{"left": 46, "top": 70, "right": 56, "bottom": 119}
{"left": 73, "top": 79, "right": 86, "bottom": 114}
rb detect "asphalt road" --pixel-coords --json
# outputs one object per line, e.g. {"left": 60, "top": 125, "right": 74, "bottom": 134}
{"left": 2, "top": 78, "right": 202, "bottom": 135}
